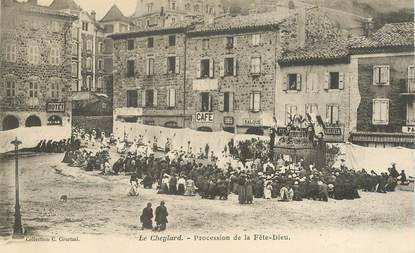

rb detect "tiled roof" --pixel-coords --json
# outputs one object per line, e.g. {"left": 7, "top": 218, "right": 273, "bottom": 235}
{"left": 279, "top": 40, "right": 350, "bottom": 65}
{"left": 350, "top": 22, "right": 414, "bottom": 49}
{"left": 188, "top": 11, "right": 292, "bottom": 35}
{"left": 49, "top": 0, "right": 82, "bottom": 11}
{"left": 3, "top": 0, "right": 76, "bottom": 19}
{"left": 100, "top": 4, "right": 129, "bottom": 23}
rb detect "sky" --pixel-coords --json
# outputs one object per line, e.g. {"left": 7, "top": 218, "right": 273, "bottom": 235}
{"left": 37, "top": 0, "right": 137, "bottom": 20}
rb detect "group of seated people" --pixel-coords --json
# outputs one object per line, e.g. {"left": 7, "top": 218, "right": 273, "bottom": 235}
{"left": 33, "top": 138, "right": 81, "bottom": 153}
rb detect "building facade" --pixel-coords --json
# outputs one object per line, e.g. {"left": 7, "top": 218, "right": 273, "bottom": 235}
{"left": 0, "top": 0, "right": 75, "bottom": 131}
{"left": 349, "top": 22, "right": 415, "bottom": 148}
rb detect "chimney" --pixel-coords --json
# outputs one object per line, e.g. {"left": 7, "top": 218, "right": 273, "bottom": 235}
{"left": 364, "top": 17, "right": 374, "bottom": 37}
{"left": 296, "top": 8, "right": 306, "bottom": 48}
{"left": 91, "top": 10, "right": 96, "bottom": 21}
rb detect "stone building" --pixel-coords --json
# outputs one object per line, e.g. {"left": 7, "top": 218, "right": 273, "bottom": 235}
{"left": 0, "top": 0, "right": 76, "bottom": 131}
{"left": 132, "top": 0, "right": 224, "bottom": 29}
{"left": 349, "top": 22, "right": 415, "bottom": 148}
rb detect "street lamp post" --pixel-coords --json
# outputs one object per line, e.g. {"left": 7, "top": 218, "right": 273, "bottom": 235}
{"left": 11, "top": 137, "right": 24, "bottom": 238}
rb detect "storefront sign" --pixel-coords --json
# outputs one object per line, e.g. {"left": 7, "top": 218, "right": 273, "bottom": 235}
{"left": 195, "top": 112, "right": 214, "bottom": 123}
{"left": 242, "top": 118, "right": 262, "bottom": 126}
{"left": 223, "top": 116, "right": 234, "bottom": 125}
{"left": 46, "top": 102, "right": 65, "bottom": 112}
{"left": 324, "top": 127, "right": 342, "bottom": 135}
{"left": 402, "top": 126, "right": 415, "bottom": 133}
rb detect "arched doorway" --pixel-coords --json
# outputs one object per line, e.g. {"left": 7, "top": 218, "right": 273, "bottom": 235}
{"left": 197, "top": 126, "right": 213, "bottom": 132}
{"left": 2, "top": 115, "right": 19, "bottom": 131}
{"left": 25, "top": 115, "right": 41, "bottom": 127}
{"left": 47, "top": 115, "right": 62, "bottom": 126}
{"left": 246, "top": 127, "right": 264, "bottom": 136}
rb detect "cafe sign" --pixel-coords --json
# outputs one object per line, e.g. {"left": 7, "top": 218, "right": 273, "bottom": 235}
{"left": 46, "top": 102, "right": 65, "bottom": 112}
{"left": 195, "top": 112, "right": 214, "bottom": 123}
{"left": 402, "top": 126, "right": 415, "bottom": 133}
{"left": 242, "top": 118, "right": 262, "bottom": 126}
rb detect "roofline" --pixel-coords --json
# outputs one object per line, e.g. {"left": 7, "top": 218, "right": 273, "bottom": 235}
{"left": 349, "top": 45, "right": 415, "bottom": 55}
{"left": 278, "top": 56, "right": 351, "bottom": 67}
{"left": 109, "top": 26, "right": 190, "bottom": 39}
{"left": 187, "top": 21, "right": 285, "bottom": 37}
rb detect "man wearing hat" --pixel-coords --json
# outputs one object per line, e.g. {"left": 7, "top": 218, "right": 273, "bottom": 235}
{"left": 155, "top": 201, "right": 168, "bottom": 231}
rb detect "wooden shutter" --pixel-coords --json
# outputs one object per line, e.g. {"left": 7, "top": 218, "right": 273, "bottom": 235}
{"left": 146, "top": 58, "right": 150, "bottom": 76}
{"left": 408, "top": 66, "right": 415, "bottom": 80}
{"left": 208, "top": 93, "right": 212, "bottom": 111}
{"left": 339, "top": 72, "right": 345, "bottom": 90}
{"left": 233, "top": 36, "right": 237, "bottom": 48}
{"left": 175, "top": 56, "right": 180, "bottom": 74}
{"left": 164, "top": 57, "right": 168, "bottom": 74}
{"left": 373, "top": 66, "right": 380, "bottom": 85}
{"left": 153, "top": 89, "right": 158, "bottom": 106}
{"left": 169, "top": 88, "right": 175, "bottom": 107}
{"left": 382, "top": 66, "right": 390, "bottom": 85}
{"left": 233, "top": 57, "right": 237, "bottom": 76}
{"left": 254, "top": 92, "right": 261, "bottom": 112}
{"left": 250, "top": 93, "right": 254, "bottom": 111}
{"left": 141, "top": 90, "right": 146, "bottom": 107}
{"left": 283, "top": 74, "right": 288, "bottom": 91}
{"left": 197, "top": 60, "right": 201, "bottom": 78}
{"left": 229, "top": 92, "right": 234, "bottom": 112}
{"left": 333, "top": 105, "right": 339, "bottom": 123}
{"left": 209, "top": 59, "right": 214, "bottom": 78}
{"left": 218, "top": 92, "right": 224, "bottom": 111}
{"left": 324, "top": 72, "right": 329, "bottom": 90}
{"left": 220, "top": 58, "right": 225, "bottom": 77}
{"left": 296, "top": 74, "right": 302, "bottom": 91}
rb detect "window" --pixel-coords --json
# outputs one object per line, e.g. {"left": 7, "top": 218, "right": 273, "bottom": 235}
{"left": 169, "top": 35, "right": 176, "bottom": 46}
{"left": 145, "top": 89, "right": 155, "bottom": 107}
{"left": 200, "top": 59, "right": 210, "bottom": 78}
{"left": 285, "top": 105, "right": 298, "bottom": 125}
{"left": 29, "top": 80, "right": 39, "bottom": 98}
{"left": 171, "top": 17, "right": 176, "bottom": 24}
{"left": 287, "top": 73, "right": 301, "bottom": 91}
{"left": 71, "top": 62, "right": 78, "bottom": 77}
{"left": 168, "top": 88, "right": 176, "bottom": 107}
{"left": 147, "top": 3, "right": 153, "bottom": 13}
{"left": 373, "top": 65, "right": 390, "bottom": 85}
{"left": 185, "top": 3, "right": 191, "bottom": 10}
{"left": 72, "top": 27, "right": 78, "bottom": 40}
{"left": 51, "top": 21, "right": 60, "bottom": 33}
{"left": 194, "top": 4, "right": 200, "bottom": 12}
{"left": 250, "top": 57, "right": 261, "bottom": 74}
{"left": 6, "top": 80, "right": 16, "bottom": 97}
{"left": 87, "top": 76, "right": 93, "bottom": 90}
{"left": 82, "top": 22, "right": 88, "bottom": 31}
{"left": 98, "top": 42, "right": 103, "bottom": 53}
{"left": 200, "top": 92, "right": 211, "bottom": 112}
{"left": 208, "top": 7, "right": 214, "bottom": 14}
{"left": 127, "top": 60, "right": 135, "bottom": 77}
{"left": 305, "top": 104, "right": 318, "bottom": 115}
{"left": 28, "top": 45, "right": 40, "bottom": 65}
{"left": 250, "top": 92, "right": 261, "bottom": 112}
{"left": 97, "top": 77, "right": 103, "bottom": 90}
{"left": 225, "top": 37, "right": 234, "bottom": 49}
{"left": 329, "top": 72, "right": 339, "bottom": 89}
{"left": 408, "top": 65, "right": 415, "bottom": 93}
{"left": 146, "top": 57, "right": 154, "bottom": 76}
{"left": 407, "top": 100, "right": 415, "bottom": 124}
{"left": 86, "top": 57, "right": 92, "bottom": 69}
{"left": 98, "top": 59, "right": 103, "bottom": 70}
{"left": 148, "top": 37, "right": 154, "bottom": 48}
{"left": 202, "top": 39, "right": 209, "bottom": 50}
{"left": 71, "top": 43, "right": 78, "bottom": 55}
{"left": 50, "top": 47, "right": 60, "bottom": 65}
{"left": 372, "top": 99, "right": 389, "bottom": 125}
{"left": 326, "top": 104, "right": 339, "bottom": 126}
{"left": 5, "top": 44, "right": 17, "bottom": 62}
{"left": 87, "top": 40, "right": 92, "bottom": 51}
{"left": 223, "top": 92, "right": 234, "bottom": 112}
{"left": 128, "top": 40, "right": 135, "bottom": 50}
{"left": 169, "top": 0, "right": 176, "bottom": 10}
{"left": 252, "top": 34, "right": 261, "bottom": 46}
{"left": 167, "top": 56, "right": 176, "bottom": 74}
{"left": 51, "top": 82, "right": 59, "bottom": 98}
{"left": 127, "top": 90, "right": 138, "bottom": 107}
{"left": 224, "top": 57, "right": 235, "bottom": 76}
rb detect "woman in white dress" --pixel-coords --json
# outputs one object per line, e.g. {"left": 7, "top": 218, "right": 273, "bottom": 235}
{"left": 264, "top": 181, "right": 272, "bottom": 199}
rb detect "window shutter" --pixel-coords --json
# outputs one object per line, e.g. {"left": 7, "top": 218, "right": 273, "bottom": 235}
{"left": 153, "top": 89, "right": 158, "bottom": 106}
{"left": 339, "top": 72, "right": 345, "bottom": 90}
{"left": 223, "top": 37, "right": 227, "bottom": 48}
{"left": 146, "top": 58, "right": 150, "bottom": 75}
{"left": 283, "top": 75, "right": 288, "bottom": 91}
{"left": 383, "top": 66, "right": 390, "bottom": 85}
{"left": 254, "top": 92, "right": 261, "bottom": 112}
{"left": 373, "top": 66, "right": 379, "bottom": 85}
{"left": 333, "top": 105, "right": 339, "bottom": 123}
{"left": 220, "top": 58, "right": 225, "bottom": 77}
{"left": 142, "top": 90, "right": 146, "bottom": 107}
{"left": 234, "top": 36, "right": 237, "bottom": 48}
{"left": 382, "top": 100, "right": 389, "bottom": 123}
{"left": 326, "top": 105, "right": 330, "bottom": 123}
{"left": 218, "top": 92, "right": 224, "bottom": 111}
{"left": 208, "top": 93, "right": 212, "bottom": 111}
{"left": 296, "top": 74, "right": 302, "bottom": 91}
{"left": 169, "top": 88, "right": 176, "bottom": 107}
{"left": 252, "top": 34, "right": 256, "bottom": 45}
{"left": 175, "top": 57, "right": 180, "bottom": 74}
{"left": 229, "top": 92, "right": 234, "bottom": 112}
{"left": 233, "top": 57, "right": 237, "bottom": 76}
{"left": 408, "top": 66, "right": 415, "bottom": 80}
{"left": 165, "top": 57, "right": 169, "bottom": 74}
{"left": 324, "top": 72, "right": 329, "bottom": 90}
{"left": 209, "top": 59, "right": 214, "bottom": 78}
{"left": 250, "top": 93, "right": 254, "bottom": 111}
{"left": 197, "top": 60, "right": 201, "bottom": 78}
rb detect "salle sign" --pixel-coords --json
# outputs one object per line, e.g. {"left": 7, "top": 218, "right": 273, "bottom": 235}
{"left": 402, "top": 126, "right": 415, "bottom": 133}
{"left": 46, "top": 102, "right": 65, "bottom": 112}
{"left": 195, "top": 112, "right": 214, "bottom": 123}
{"left": 242, "top": 119, "right": 262, "bottom": 126}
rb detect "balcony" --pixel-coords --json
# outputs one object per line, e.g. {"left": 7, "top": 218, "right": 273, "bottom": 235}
{"left": 400, "top": 79, "right": 415, "bottom": 96}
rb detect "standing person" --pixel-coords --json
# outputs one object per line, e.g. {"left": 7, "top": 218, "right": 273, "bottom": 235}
{"left": 400, "top": 170, "right": 407, "bottom": 185}
{"left": 184, "top": 178, "right": 196, "bottom": 196}
{"left": 238, "top": 174, "right": 247, "bottom": 204}
{"left": 245, "top": 177, "right": 254, "bottom": 204}
{"left": 169, "top": 174, "right": 178, "bottom": 195}
{"left": 140, "top": 203, "right": 153, "bottom": 230}
{"left": 155, "top": 201, "right": 168, "bottom": 231}
{"left": 264, "top": 181, "right": 272, "bottom": 199}
{"left": 177, "top": 175, "right": 186, "bottom": 195}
